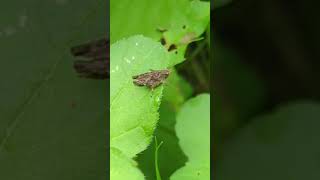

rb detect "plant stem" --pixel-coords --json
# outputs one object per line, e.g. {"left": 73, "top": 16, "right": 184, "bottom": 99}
{"left": 155, "top": 137, "right": 163, "bottom": 180}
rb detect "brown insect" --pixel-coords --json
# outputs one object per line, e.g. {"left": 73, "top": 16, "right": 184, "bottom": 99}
{"left": 70, "top": 38, "right": 109, "bottom": 79}
{"left": 132, "top": 69, "right": 170, "bottom": 90}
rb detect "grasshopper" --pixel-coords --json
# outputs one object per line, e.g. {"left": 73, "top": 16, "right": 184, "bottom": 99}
{"left": 132, "top": 69, "right": 170, "bottom": 90}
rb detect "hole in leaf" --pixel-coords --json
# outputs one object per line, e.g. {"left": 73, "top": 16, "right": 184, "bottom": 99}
{"left": 156, "top": 27, "right": 167, "bottom": 33}
{"left": 160, "top": 37, "right": 166, "bottom": 45}
{"left": 168, "top": 44, "right": 177, "bottom": 52}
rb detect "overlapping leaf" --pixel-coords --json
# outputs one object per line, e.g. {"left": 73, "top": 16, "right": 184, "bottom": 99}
{"left": 111, "top": 0, "right": 210, "bottom": 65}
{"left": 110, "top": 35, "right": 170, "bottom": 179}
{"left": 110, "top": 0, "right": 210, "bottom": 179}
{"left": 171, "top": 94, "right": 210, "bottom": 180}
{"left": 138, "top": 70, "right": 192, "bottom": 179}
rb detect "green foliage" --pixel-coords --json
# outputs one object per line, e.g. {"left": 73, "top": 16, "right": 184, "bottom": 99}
{"left": 216, "top": 102, "right": 320, "bottom": 179}
{"left": 138, "top": 70, "right": 192, "bottom": 179}
{"left": 110, "top": 35, "right": 169, "bottom": 179}
{"left": 110, "top": 0, "right": 210, "bottom": 179}
{"left": 0, "top": 1, "right": 107, "bottom": 179}
{"left": 171, "top": 94, "right": 210, "bottom": 180}
{"left": 111, "top": 147, "right": 145, "bottom": 180}
{"left": 111, "top": 0, "right": 210, "bottom": 65}
{"left": 111, "top": 0, "right": 209, "bottom": 42}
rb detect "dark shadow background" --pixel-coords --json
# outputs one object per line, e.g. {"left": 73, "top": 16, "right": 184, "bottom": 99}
{"left": 213, "top": 0, "right": 320, "bottom": 144}
{"left": 213, "top": 0, "right": 320, "bottom": 179}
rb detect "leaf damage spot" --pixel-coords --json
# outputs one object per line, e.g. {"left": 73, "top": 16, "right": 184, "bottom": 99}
{"left": 168, "top": 44, "right": 177, "bottom": 52}
{"left": 160, "top": 37, "right": 166, "bottom": 46}
{"left": 180, "top": 32, "right": 197, "bottom": 45}
{"left": 156, "top": 27, "right": 167, "bottom": 33}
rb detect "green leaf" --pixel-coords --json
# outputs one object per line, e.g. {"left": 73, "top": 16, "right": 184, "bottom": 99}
{"left": 171, "top": 94, "right": 210, "bottom": 180}
{"left": 162, "top": 70, "right": 193, "bottom": 110}
{"left": 0, "top": 1, "right": 107, "bottom": 179}
{"left": 111, "top": 0, "right": 209, "bottom": 42}
{"left": 110, "top": 35, "right": 170, "bottom": 179}
{"left": 111, "top": 148, "right": 145, "bottom": 180}
{"left": 111, "top": 0, "right": 210, "bottom": 65}
{"left": 216, "top": 102, "right": 320, "bottom": 179}
{"left": 110, "top": 0, "right": 209, "bottom": 178}
{"left": 138, "top": 71, "right": 192, "bottom": 179}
